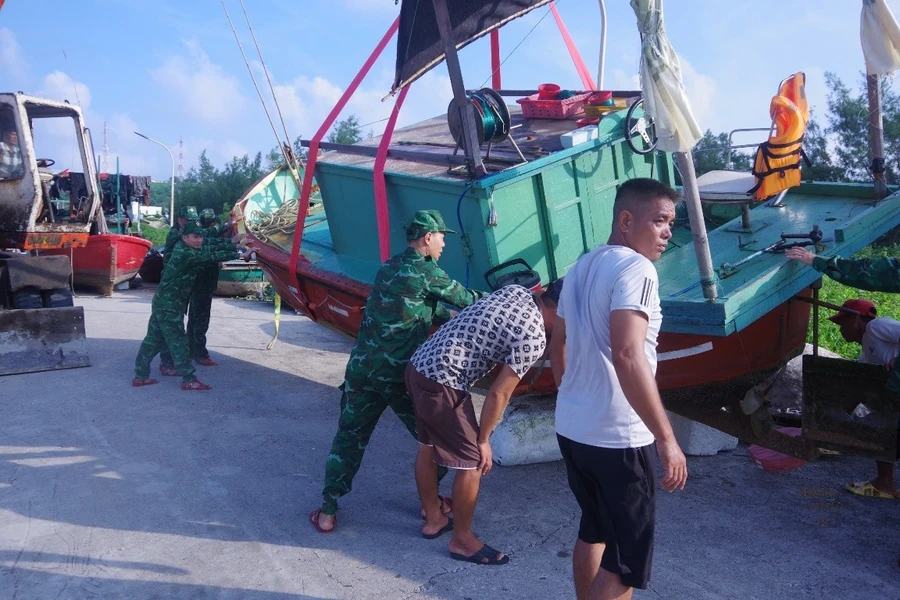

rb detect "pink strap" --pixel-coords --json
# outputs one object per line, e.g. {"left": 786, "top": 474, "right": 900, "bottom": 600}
{"left": 490, "top": 30, "right": 501, "bottom": 90}
{"left": 549, "top": 3, "right": 595, "bottom": 90}
{"left": 288, "top": 17, "right": 400, "bottom": 294}
{"left": 373, "top": 85, "right": 409, "bottom": 262}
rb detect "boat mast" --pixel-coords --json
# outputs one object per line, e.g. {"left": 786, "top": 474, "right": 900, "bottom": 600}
{"left": 866, "top": 74, "right": 889, "bottom": 199}
{"left": 431, "top": 0, "right": 486, "bottom": 178}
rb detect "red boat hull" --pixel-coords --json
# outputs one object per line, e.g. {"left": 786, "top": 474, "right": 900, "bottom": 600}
{"left": 251, "top": 236, "right": 812, "bottom": 395}
{"left": 45, "top": 234, "right": 152, "bottom": 295}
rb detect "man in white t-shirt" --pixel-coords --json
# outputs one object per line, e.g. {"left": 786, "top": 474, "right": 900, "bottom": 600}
{"left": 549, "top": 177, "right": 687, "bottom": 600}
{"left": 828, "top": 298, "right": 900, "bottom": 499}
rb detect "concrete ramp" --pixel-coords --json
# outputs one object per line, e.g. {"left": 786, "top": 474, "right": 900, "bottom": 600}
{"left": 0, "top": 307, "right": 90, "bottom": 375}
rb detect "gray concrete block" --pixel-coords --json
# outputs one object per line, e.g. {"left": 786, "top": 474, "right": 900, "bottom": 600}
{"left": 667, "top": 410, "right": 738, "bottom": 456}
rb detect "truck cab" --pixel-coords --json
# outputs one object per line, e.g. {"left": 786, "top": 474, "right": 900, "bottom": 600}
{"left": 0, "top": 92, "right": 97, "bottom": 374}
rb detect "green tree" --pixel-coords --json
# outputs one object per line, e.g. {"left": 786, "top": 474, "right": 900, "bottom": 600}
{"left": 802, "top": 115, "right": 844, "bottom": 182}
{"left": 266, "top": 135, "right": 307, "bottom": 171}
{"left": 327, "top": 115, "right": 363, "bottom": 145}
{"left": 175, "top": 150, "right": 265, "bottom": 217}
{"left": 822, "top": 71, "right": 900, "bottom": 184}
{"left": 691, "top": 129, "right": 753, "bottom": 177}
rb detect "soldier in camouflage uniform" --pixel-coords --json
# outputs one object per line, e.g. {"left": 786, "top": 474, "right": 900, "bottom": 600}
{"left": 187, "top": 208, "right": 228, "bottom": 365}
{"left": 786, "top": 247, "right": 900, "bottom": 507}
{"left": 133, "top": 221, "right": 240, "bottom": 391}
{"left": 787, "top": 246, "right": 900, "bottom": 391}
{"left": 309, "top": 209, "right": 486, "bottom": 534}
{"left": 159, "top": 205, "right": 200, "bottom": 374}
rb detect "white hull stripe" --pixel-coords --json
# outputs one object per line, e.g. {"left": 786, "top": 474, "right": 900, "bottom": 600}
{"left": 658, "top": 341, "right": 714, "bottom": 362}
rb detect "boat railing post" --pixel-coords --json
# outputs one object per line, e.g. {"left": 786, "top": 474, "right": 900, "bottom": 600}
{"left": 431, "top": 0, "right": 486, "bottom": 178}
{"left": 675, "top": 150, "right": 718, "bottom": 300}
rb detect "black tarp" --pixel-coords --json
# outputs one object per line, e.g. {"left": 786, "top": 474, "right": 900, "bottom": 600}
{"left": 392, "top": 0, "right": 553, "bottom": 93}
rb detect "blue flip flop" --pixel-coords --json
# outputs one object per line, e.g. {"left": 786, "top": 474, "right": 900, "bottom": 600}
{"left": 450, "top": 543, "right": 509, "bottom": 565}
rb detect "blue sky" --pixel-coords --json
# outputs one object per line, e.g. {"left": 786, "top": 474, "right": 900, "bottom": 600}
{"left": 1, "top": 0, "right": 895, "bottom": 179}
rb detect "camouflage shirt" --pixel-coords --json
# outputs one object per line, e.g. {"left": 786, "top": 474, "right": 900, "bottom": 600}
{"left": 346, "top": 246, "right": 485, "bottom": 383}
{"left": 162, "top": 225, "right": 184, "bottom": 269}
{"left": 812, "top": 256, "right": 900, "bottom": 293}
{"left": 153, "top": 239, "right": 237, "bottom": 315}
{"left": 812, "top": 254, "right": 900, "bottom": 391}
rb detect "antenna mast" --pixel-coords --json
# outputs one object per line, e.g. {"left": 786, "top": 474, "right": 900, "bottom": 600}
{"left": 101, "top": 120, "right": 109, "bottom": 173}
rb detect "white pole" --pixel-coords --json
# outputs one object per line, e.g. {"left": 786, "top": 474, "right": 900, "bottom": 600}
{"left": 597, "top": 0, "right": 607, "bottom": 89}
{"left": 133, "top": 131, "right": 176, "bottom": 226}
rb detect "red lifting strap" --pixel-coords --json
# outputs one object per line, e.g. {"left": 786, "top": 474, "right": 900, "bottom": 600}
{"left": 287, "top": 16, "right": 400, "bottom": 294}
{"left": 490, "top": 30, "right": 502, "bottom": 90}
{"left": 549, "top": 2, "right": 595, "bottom": 90}
{"left": 373, "top": 85, "right": 410, "bottom": 262}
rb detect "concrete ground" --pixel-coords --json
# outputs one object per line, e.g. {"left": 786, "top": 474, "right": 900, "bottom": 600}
{"left": 0, "top": 287, "right": 898, "bottom": 600}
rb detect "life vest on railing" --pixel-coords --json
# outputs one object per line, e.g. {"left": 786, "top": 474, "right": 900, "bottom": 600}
{"left": 750, "top": 72, "right": 809, "bottom": 201}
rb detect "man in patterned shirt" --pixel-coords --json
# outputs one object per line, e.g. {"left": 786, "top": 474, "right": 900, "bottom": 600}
{"left": 309, "top": 209, "right": 485, "bottom": 534}
{"left": 0, "top": 126, "right": 23, "bottom": 180}
{"left": 405, "top": 281, "right": 561, "bottom": 565}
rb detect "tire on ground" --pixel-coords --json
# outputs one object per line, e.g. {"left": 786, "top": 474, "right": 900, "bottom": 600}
{"left": 41, "top": 287, "right": 74, "bottom": 308}
{"left": 12, "top": 287, "right": 43, "bottom": 309}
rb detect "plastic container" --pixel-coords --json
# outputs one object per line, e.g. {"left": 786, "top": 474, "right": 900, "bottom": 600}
{"left": 517, "top": 92, "right": 590, "bottom": 119}
{"left": 537, "top": 83, "right": 561, "bottom": 100}
{"left": 582, "top": 98, "right": 628, "bottom": 118}
{"left": 560, "top": 125, "right": 599, "bottom": 148}
{"left": 587, "top": 91, "right": 613, "bottom": 106}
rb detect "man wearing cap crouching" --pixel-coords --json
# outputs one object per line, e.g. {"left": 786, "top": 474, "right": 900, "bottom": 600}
{"left": 826, "top": 298, "right": 900, "bottom": 499}
{"left": 310, "top": 209, "right": 486, "bottom": 534}
{"left": 132, "top": 220, "right": 242, "bottom": 391}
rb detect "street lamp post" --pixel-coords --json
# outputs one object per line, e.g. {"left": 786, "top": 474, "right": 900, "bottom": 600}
{"left": 134, "top": 131, "right": 175, "bottom": 226}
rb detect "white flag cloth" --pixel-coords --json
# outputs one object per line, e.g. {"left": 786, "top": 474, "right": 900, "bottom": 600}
{"left": 630, "top": 0, "right": 702, "bottom": 152}
{"left": 861, "top": 0, "right": 900, "bottom": 75}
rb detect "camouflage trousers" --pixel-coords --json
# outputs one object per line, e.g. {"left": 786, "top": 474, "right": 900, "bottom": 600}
{"left": 320, "top": 376, "right": 448, "bottom": 515}
{"left": 187, "top": 277, "right": 217, "bottom": 360}
{"left": 135, "top": 310, "right": 196, "bottom": 383}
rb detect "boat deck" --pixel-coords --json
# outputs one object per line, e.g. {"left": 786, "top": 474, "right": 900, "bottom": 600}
{"left": 317, "top": 105, "right": 604, "bottom": 180}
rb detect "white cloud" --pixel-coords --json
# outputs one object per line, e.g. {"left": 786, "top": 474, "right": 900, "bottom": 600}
{"left": 39, "top": 71, "right": 92, "bottom": 109}
{"left": 0, "top": 27, "right": 26, "bottom": 78}
{"left": 150, "top": 40, "right": 248, "bottom": 125}
{"left": 679, "top": 58, "right": 717, "bottom": 133}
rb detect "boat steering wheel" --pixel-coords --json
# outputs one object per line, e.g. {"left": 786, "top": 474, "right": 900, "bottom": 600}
{"left": 624, "top": 99, "right": 658, "bottom": 155}
{"left": 36, "top": 158, "right": 56, "bottom": 168}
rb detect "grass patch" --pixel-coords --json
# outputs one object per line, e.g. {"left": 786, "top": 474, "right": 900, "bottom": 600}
{"left": 807, "top": 242, "right": 900, "bottom": 358}
{"left": 139, "top": 225, "right": 170, "bottom": 247}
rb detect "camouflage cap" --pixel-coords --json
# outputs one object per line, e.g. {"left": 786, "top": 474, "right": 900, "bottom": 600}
{"left": 405, "top": 209, "right": 456, "bottom": 241}
{"left": 179, "top": 205, "right": 199, "bottom": 220}
{"left": 181, "top": 221, "right": 204, "bottom": 235}
{"left": 200, "top": 208, "right": 217, "bottom": 226}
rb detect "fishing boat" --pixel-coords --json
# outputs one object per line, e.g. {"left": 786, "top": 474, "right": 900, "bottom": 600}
{"left": 234, "top": 0, "right": 900, "bottom": 460}
{"left": 43, "top": 171, "right": 153, "bottom": 295}
{"left": 214, "top": 259, "right": 267, "bottom": 297}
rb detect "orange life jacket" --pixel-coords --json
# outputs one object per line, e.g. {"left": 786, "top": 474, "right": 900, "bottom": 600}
{"left": 750, "top": 72, "right": 809, "bottom": 201}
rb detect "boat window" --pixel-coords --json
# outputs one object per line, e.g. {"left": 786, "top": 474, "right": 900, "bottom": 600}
{"left": 0, "top": 106, "right": 24, "bottom": 182}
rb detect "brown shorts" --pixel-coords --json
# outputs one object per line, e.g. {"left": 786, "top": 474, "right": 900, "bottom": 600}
{"left": 405, "top": 363, "right": 480, "bottom": 469}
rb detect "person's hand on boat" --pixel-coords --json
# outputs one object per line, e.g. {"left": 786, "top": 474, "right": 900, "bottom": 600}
{"left": 785, "top": 247, "right": 816, "bottom": 266}
{"left": 658, "top": 438, "right": 687, "bottom": 492}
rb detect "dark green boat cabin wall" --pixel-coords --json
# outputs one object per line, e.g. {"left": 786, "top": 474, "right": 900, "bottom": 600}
{"left": 313, "top": 109, "right": 673, "bottom": 289}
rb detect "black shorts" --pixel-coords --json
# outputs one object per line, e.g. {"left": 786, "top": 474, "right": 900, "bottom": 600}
{"left": 557, "top": 434, "right": 657, "bottom": 590}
